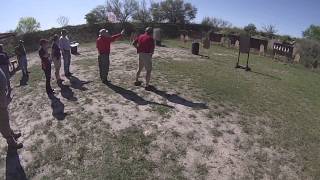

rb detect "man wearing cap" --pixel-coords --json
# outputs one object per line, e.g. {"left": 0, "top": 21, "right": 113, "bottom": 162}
{"left": 96, "top": 29, "right": 125, "bottom": 83}
{"left": 15, "top": 40, "right": 28, "bottom": 78}
{"left": 133, "top": 27, "right": 155, "bottom": 91}
{"left": 0, "top": 68, "right": 23, "bottom": 149}
{"left": 59, "top": 29, "right": 72, "bottom": 77}
{"left": 0, "top": 44, "right": 11, "bottom": 97}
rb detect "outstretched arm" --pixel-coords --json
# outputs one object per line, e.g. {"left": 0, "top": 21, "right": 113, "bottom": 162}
{"left": 111, "top": 29, "right": 125, "bottom": 42}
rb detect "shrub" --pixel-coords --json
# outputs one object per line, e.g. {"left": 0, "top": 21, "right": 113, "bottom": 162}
{"left": 298, "top": 39, "right": 320, "bottom": 68}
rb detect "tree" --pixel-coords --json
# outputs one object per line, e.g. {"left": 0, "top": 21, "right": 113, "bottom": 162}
{"left": 150, "top": 0, "right": 197, "bottom": 24}
{"left": 244, "top": 23, "right": 257, "bottom": 35}
{"left": 201, "top": 17, "right": 232, "bottom": 29}
{"left": 16, "top": 17, "right": 40, "bottom": 34}
{"left": 262, "top": 24, "right": 278, "bottom": 38}
{"left": 106, "top": 0, "right": 139, "bottom": 24}
{"left": 57, "top": 16, "right": 69, "bottom": 27}
{"left": 85, "top": 5, "right": 108, "bottom": 25}
{"left": 132, "top": 0, "right": 151, "bottom": 24}
{"left": 303, "top": 25, "right": 320, "bottom": 41}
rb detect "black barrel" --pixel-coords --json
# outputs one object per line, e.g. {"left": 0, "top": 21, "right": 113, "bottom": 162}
{"left": 192, "top": 42, "right": 200, "bottom": 55}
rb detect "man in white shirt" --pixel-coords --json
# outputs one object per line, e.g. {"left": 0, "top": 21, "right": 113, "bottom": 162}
{"left": 0, "top": 69, "right": 23, "bottom": 149}
{"left": 59, "top": 29, "right": 72, "bottom": 77}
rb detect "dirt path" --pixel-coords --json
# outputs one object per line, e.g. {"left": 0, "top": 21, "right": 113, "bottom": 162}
{"left": 0, "top": 43, "right": 301, "bottom": 179}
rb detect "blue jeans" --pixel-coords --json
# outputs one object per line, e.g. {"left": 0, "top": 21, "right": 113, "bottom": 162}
{"left": 20, "top": 55, "right": 28, "bottom": 76}
{"left": 62, "top": 50, "right": 71, "bottom": 75}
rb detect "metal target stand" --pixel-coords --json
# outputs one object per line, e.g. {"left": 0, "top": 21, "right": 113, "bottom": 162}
{"left": 235, "top": 35, "right": 251, "bottom": 71}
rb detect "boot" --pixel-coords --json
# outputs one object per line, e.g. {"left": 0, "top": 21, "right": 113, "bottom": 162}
{"left": 6, "top": 136, "right": 23, "bottom": 149}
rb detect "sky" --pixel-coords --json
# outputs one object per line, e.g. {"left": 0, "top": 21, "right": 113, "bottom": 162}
{"left": 1, "top": 0, "right": 320, "bottom": 37}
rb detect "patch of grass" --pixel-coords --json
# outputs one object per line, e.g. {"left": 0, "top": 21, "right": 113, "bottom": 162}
{"left": 210, "top": 129, "right": 223, "bottom": 137}
{"left": 195, "top": 163, "right": 209, "bottom": 179}
{"left": 159, "top": 39, "right": 320, "bottom": 178}
{"left": 151, "top": 104, "right": 172, "bottom": 118}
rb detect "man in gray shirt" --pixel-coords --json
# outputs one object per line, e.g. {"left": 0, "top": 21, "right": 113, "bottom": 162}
{"left": 59, "top": 29, "right": 72, "bottom": 77}
{"left": 0, "top": 69, "right": 23, "bottom": 149}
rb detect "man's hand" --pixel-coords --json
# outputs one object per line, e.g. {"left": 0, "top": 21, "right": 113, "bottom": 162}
{"left": 121, "top": 29, "right": 125, "bottom": 35}
{"left": 133, "top": 40, "right": 138, "bottom": 49}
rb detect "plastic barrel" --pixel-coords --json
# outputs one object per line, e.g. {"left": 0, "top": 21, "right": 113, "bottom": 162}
{"left": 192, "top": 42, "right": 200, "bottom": 55}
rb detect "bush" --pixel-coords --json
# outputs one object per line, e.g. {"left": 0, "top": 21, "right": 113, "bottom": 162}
{"left": 298, "top": 39, "right": 320, "bottom": 68}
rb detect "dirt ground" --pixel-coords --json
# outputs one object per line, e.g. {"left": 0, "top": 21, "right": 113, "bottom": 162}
{"left": 0, "top": 42, "right": 303, "bottom": 179}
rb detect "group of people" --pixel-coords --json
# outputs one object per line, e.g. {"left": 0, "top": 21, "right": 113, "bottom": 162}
{"left": 0, "top": 44, "right": 23, "bottom": 149}
{"left": 0, "top": 29, "right": 74, "bottom": 149}
{"left": 39, "top": 29, "right": 73, "bottom": 94}
{"left": 0, "top": 26, "right": 156, "bottom": 149}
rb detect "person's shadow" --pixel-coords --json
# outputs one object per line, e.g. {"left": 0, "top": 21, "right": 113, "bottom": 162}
{"left": 57, "top": 81, "right": 77, "bottom": 101}
{"left": 149, "top": 86, "right": 208, "bottom": 109}
{"left": 106, "top": 82, "right": 173, "bottom": 108}
{"left": 6, "top": 147, "right": 27, "bottom": 180}
{"left": 48, "top": 94, "right": 67, "bottom": 120}
{"left": 66, "top": 76, "right": 92, "bottom": 91}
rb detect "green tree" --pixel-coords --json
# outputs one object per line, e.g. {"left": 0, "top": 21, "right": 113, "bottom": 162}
{"left": 16, "top": 17, "right": 40, "bottom": 34}
{"left": 150, "top": 0, "right": 197, "bottom": 24}
{"left": 303, "top": 25, "right": 320, "bottom": 41}
{"left": 244, "top": 23, "right": 257, "bottom": 35}
{"left": 85, "top": 5, "right": 108, "bottom": 25}
{"left": 132, "top": 0, "right": 151, "bottom": 24}
{"left": 106, "top": 0, "right": 139, "bottom": 24}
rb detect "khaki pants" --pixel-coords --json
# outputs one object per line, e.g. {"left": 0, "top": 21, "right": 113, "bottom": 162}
{"left": 0, "top": 107, "right": 13, "bottom": 138}
{"left": 52, "top": 56, "right": 61, "bottom": 79}
{"left": 139, "top": 53, "right": 153, "bottom": 72}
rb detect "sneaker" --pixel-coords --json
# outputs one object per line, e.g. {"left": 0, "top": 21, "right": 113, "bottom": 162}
{"left": 47, "top": 89, "right": 56, "bottom": 95}
{"left": 103, "top": 80, "right": 111, "bottom": 84}
{"left": 65, "top": 72, "right": 73, "bottom": 77}
{"left": 145, "top": 85, "right": 155, "bottom": 91}
{"left": 134, "top": 81, "right": 142, "bottom": 86}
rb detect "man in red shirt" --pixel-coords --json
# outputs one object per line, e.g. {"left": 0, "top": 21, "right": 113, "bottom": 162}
{"left": 96, "top": 29, "right": 124, "bottom": 83}
{"left": 133, "top": 27, "right": 155, "bottom": 91}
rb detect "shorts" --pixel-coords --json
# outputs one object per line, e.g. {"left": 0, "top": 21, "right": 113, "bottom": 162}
{"left": 139, "top": 53, "right": 153, "bottom": 71}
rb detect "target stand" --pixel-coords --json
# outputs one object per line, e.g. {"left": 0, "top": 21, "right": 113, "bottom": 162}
{"left": 235, "top": 35, "right": 251, "bottom": 71}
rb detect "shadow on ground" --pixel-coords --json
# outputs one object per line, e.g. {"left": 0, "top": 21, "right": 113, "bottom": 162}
{"left": 149, "top": 86, "right": 208, "bottom": 109}
{"left": 49, "top": 94, "right": 67, "bottom": 120}
{"left": 6, "top": 147, "right": 27, "bottom": 180}
{"left": 67, "top": 75, "right": 92, "bottom": 91}
{"left": 106, "top": 82, "right": 174, "bottom": 108}
{"left": 250, "top": 70, "right": 282, "bottom": 80}
{"left": 58, "top": 81, "right": 77, "bottom": 101}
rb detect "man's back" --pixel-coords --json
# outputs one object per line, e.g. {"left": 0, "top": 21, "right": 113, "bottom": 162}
{"left": 136, "top": 33, "right": 155, "bottom": 54}
{"left": 59, "top": 36, "right": 71, "bottom": 51}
